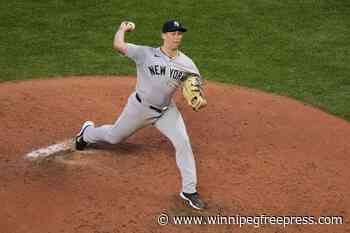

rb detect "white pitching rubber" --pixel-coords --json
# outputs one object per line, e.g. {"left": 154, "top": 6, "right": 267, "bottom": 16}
{"left": 25, "top": 140, "right": 73, "bottom": 160}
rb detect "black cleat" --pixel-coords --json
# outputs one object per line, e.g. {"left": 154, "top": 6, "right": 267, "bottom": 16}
{"left": 74, "top": 121, "right": 94, "bottom": 151}
{"left": 180, "top": 192, "right": 206, "bottom": 210}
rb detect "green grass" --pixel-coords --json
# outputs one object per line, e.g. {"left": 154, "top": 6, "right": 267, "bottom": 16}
{"left": 0, "top": 0, "right": 349, "bottom": 120}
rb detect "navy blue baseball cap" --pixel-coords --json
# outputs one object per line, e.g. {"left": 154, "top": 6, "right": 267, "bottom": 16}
{"left": 162, "top": 20, "right": 187, "bottom": 33}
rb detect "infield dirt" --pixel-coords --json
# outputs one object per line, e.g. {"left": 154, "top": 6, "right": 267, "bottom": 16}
{"left": 0, "top": 76, "right": 349, "bottom": 233}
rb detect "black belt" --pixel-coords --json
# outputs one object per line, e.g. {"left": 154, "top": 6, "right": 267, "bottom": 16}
{"left": 135, "top": 93, "right": 163, "bottom": 114}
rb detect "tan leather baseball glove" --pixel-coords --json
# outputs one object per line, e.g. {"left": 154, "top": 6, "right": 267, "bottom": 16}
{"left": 182, "top": 75, "right": 207, "bottom": 111}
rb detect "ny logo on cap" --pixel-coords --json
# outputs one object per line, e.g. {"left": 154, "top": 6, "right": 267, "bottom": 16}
{"left": 174, "top": 21, "right": 179, "bottom": 27}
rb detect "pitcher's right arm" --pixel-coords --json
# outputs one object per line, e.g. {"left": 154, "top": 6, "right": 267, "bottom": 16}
{"left": 113, "top": 21, "right": 135, "bottom": 54}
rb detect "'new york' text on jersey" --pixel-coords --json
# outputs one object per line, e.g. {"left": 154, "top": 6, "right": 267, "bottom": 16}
{"left": 124, "top": 43, "right": 201, "bottom": 108}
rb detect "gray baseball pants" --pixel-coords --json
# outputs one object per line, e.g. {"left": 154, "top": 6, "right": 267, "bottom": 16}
{"left": 83, "top": 92, "right": 197, "bottom": 194}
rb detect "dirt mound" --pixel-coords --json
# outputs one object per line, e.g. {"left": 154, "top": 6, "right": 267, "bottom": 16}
{"left": 0, "top": 76, "right": 349, "bottom": 233}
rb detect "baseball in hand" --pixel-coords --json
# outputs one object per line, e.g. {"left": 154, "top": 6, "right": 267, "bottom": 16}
{"left": 125, "top": 22, "right": 135, "bottom": 32}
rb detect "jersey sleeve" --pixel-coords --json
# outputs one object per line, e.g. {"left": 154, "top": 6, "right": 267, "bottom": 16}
{"left": 185, "top": 59, "right": 202, "bottom": 80}
{"left": 190, "top": 62, "right": 201, "bottom": 77}
{"left": 179, "top": 53, "right": 201, "bottom": 78}
{"left": 124, "top": 43, "right": 147, "bottom": 64}
{"left": 185, "top": 59, "right": 205, "bottom": 86}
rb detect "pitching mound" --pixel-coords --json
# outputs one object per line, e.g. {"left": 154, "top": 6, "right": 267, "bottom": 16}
{"left": 0, "top": 76, "right": 349, "bottom": 233}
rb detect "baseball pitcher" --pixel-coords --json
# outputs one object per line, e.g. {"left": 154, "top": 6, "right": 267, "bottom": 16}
{"left": 74, "top": 20, "right": 207, "bottom": 210}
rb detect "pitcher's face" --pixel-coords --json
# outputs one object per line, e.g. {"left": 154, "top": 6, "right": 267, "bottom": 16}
{"left": 162, "top": 31, "right": 183, "bottom": 50}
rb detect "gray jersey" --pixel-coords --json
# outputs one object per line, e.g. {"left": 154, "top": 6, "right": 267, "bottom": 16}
{"left": 125, "top": 43, "right": 201, "bottom": 108}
